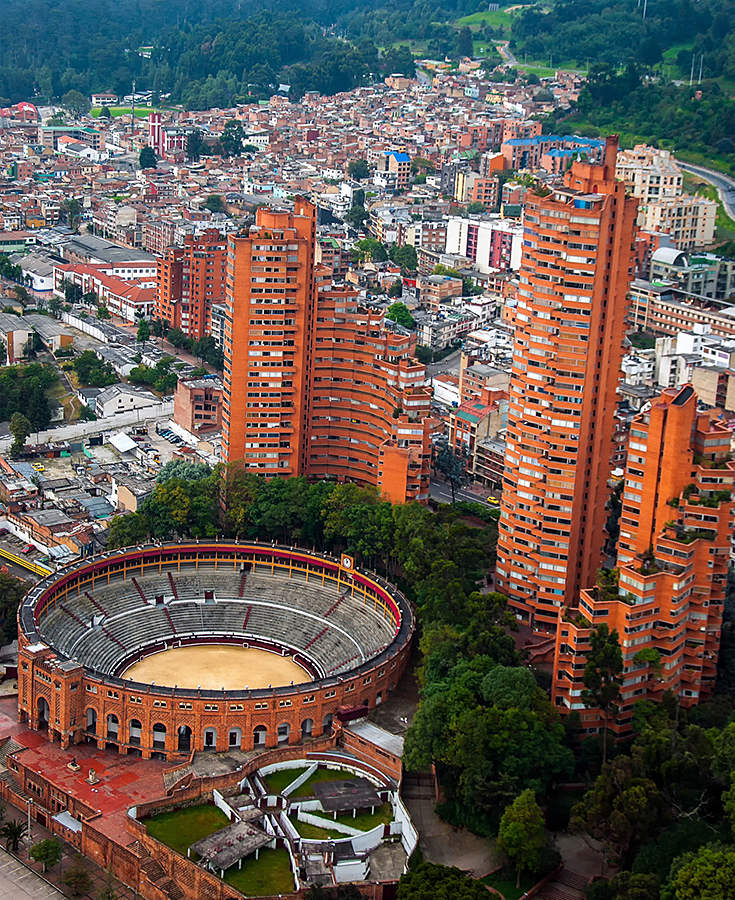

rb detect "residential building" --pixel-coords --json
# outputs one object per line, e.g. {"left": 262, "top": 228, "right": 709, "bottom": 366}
{"left": 445, "top": 215, "right": 522, "bottom": 274}
{"left": 448, "top": 388, "right": 508, "bottom": 460}
{"left": 94, "top": 385, "right": 162, "bottom": 418}
{"left": 222, "top": 200, "right": 434, "bottom": 502}
{"left": 650, "top": 248, "right": 735, "bottom": 300}
{"left": 474, "top": 436, "right": 506, "bottom": 490}
{"left": 640, "top": 194, "right": 716, "bottom": 251}
{"left": 628, "top": 279, "right": 735, "bottom": 338}
{"left": 419, "top": 273, "right": 463, "bottom": 311}
{"left": 554, "top": 385, "right": 732, "bottom": 734}
{"left": 174, "top": 375, "right": 224, "bottom": 434}
{"left": 616, "top": 145, "right": 683, "bottom": 201}
{"left": 495, "top": 136, "right": 638, "bottom": 630}
{"left": 156, "top": 229, "right": 227, "bottom": 339}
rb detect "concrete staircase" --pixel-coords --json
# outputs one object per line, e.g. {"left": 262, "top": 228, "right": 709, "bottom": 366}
{"left": 536, "top": 868, "right": 589, "bottom": 900}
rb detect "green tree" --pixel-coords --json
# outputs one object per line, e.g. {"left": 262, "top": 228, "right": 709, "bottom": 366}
{"left": 137, "top": 319, "right": 151, "bottom": 343}
{"left": 96, "top": 305, "right": 110, "bottom": 320}
{"left": 466, "top": 201, "right": 486, "bottom": 214}
{"left": 62, "top": 89, "right": 90, "bottom": 116}
{"left": 204, "top": 194, "right": 225, "bottom": 213}
{"left": 62, "top": 279, "right": 83, "bottom": 304}
{"left": 352, "top": 238, "right": 388, "bottom": 264}
{"left": 218, "top": 121, "right": 245, "bottom": 157}
{"left": 61, "top": 198, "right": 82, "bottom": 229}
{"left": 157, "top": 460, "right": 212, "bottom": 484}
{"left": 497, "top": 790, "right": 546, "bottom": 888}
{"left": 98, "top": 870, "right": 118, "bottom": 900}
{"left": 9, "top": 411, "right": 33, "bottom": 456}
{"left": 12, "top": 285, "right": 30, "bottom": 307}
{"left": 48, "top": 296, "right": 63, "bottom": 318}
{"left": 582, "top": 623, "right": 624, "bottom": 763}
{"left": 388, "top": 279, "right": 403, "bottom": 298}
{"left": 571, "top": 757, "right": 660, "bottom": 867}
{"left": 73, "top": 350, "right": 116, "bottom": 387}
{"left": 457, "top": 26, "right": 474, "bottom": 58}
{"left": 61, "top": 855, "right": 93, "bottom": 896}
{"left": 186, "top": 130, "right": 206, "bottom": 161}
{"left": 30, "top": 837, "right": 62, "bottom": 873}
{"left": 389, "top": 243, "right": 418, "bottom": 271}
{"left": 397, "top": 862, "right": 489, "bottom": 899}
{"left": 670, "top": 846, "right": 735, "bottom": 900}
{"left": 0, "top": 572, "right": 29, "bottom": 642}
{"left": 348, "top": 159, "right": 369, "bottom": 180}
{"left": 98, "top": 107, "right": 112, "bottom": 120}
{"left": 139, "top": 146, "right": 157, "bottom": 169}
{"left": 0, "top": 819, "right": 27, "bottom": 853}
{"left": 387, "top": 302, "right": 414, "bottom": 328}
{"left": 433, "top": 438, "right": 464, "bottom": 503}
{"left": 344, "top": 206, "right": 369, "bottom": 228}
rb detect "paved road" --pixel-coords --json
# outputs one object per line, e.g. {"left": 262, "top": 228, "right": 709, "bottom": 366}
{"left": 425, "top": 348, "right": 462, "bottom": 378}
{"left": 679, "top": 162, "right": 735, "bottom": 221}
{"left": 0, "top": 849, "right": 64, "bottom": 899}
{"left": 430, "top": 478, "right": 497, "bottom": 507}
{"left": 498, "top": 41, "right": 517, "bottom": 66}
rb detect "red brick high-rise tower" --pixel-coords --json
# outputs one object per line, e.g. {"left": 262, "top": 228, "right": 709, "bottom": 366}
{"left": 495, "top": 136, "right": 638, "bottom": 631}
{"left": 222, "top": 200, "right": 434, "bottom": 501}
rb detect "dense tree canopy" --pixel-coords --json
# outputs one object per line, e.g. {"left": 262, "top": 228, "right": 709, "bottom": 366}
{"left": 0, "top": 364, "right": 57, "bottom": 429}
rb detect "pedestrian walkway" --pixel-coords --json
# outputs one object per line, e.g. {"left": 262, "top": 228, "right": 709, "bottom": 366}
{"left": 0, "top": 848, "right": 64, "bottom": 899}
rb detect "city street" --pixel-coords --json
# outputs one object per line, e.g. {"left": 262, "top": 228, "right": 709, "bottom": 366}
{"left": 429, "top": 477, "right": 497, "bottom": 507}
{"left": 679, "top": 161, "right": 735, "bottom": 221}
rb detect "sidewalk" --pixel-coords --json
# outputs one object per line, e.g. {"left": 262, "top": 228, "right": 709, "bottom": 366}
{"left": 0, "top": 848, "right": 64, "bottom": 899}
{"left": 6, "top": 818, "right": 138, "bottom": 900}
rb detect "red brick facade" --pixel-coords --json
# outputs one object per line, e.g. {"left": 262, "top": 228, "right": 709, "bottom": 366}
{"left": 17, "top": 543, "right": 414, "bottom": 759}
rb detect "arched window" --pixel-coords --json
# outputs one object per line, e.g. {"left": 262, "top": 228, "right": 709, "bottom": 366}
{"left": 106, "top": 713, "right": 119, "bottom": 740}
{"left": 203, "top": 727, "right": 217, "bottom": 751}
{"left": 253, "top": 725, "right": 267, "bottom": 748}
{"left": 152, "top": 722, "right": 166, "bottom": 750}
{"left": 86, "top": 708, "right": 97, "bottom": 734}
{"left": 301, "top": 718, "right": 314, "bottom": 740}
{"left": 129, "top": 719, "right": 142, "bottom": 746}
{"left": 277, "top": 722, "right": 290, "bottom": 745}
{"left": 228, "top": 727, "right": 242, "bottom": 749}
{"left": 322, "top": 713, "right": 333, "bottom": 735}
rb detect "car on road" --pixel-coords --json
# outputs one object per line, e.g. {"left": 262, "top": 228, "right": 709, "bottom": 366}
{"left": 486, "top": 496, "right": 500, "bottom": 506}
{"left": 31, "top": 463, "right": 45, "bottom": 472}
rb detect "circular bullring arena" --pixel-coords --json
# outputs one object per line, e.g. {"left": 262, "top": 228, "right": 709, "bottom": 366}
{"left": 17, "top": 543, "right": 414, "bottom": 758}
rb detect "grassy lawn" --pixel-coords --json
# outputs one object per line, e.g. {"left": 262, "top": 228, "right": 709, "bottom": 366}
{"left": 684, "top": 176, "right": 735, "bottom": 239}
{"left": 337, "top": 802, "right": 393, "bottom": 831}
{"left": 291, "top": 818, "right": 345, "bottom": 840}
{"left": 223, "top": 848, "right": 294, "bottom": 897}
{"left": 90, "top": 106, "right": 167, "bottom": 118}
{"left": 263, "top": 767, "right": 309, "bottom": 795}
{"left": 145, "top": 804, "right": 230, "bottom": 857}
{"left": 456, "top": 9, "right": 517, "bottom": 30}
{"left": 481, "top": 869, "right": 537, "bottom": 900}
{"left": 290, "top": 767, "right": 357, "bottom": 798}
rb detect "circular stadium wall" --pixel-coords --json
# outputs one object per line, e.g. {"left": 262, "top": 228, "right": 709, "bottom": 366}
{"left": 17, "top": 543, "right": 414, "bottom": 758}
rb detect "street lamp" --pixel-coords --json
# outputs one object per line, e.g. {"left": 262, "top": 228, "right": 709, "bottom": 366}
{"left": 92, "top": 788, "right": 98, "bottom": 815}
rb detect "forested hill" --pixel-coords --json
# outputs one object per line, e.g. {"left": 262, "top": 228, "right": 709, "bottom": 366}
{"left": 0, "top": 0, "right": 478, "bottom": 106}
{"left": 0, "top": 0, "right": 732, "bottom": 108}
{"left": 510, "top": 0, "right": 733, "bottom": 78}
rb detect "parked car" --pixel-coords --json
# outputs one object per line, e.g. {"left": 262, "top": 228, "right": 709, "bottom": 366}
{"left": 21, "top": 544, "right": 36, "bottom": 555}
{"left": 0, "top": 528, "right": 9, "bottom": 537}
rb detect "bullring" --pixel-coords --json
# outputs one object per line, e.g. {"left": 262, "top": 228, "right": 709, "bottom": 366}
{"left": 17, "top": 542, "right": 414, "bottom": 758}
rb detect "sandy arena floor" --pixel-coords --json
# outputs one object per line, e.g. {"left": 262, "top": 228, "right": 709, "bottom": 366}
{"left": 121, "top": 645, "right": 309, "bottom": 690}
